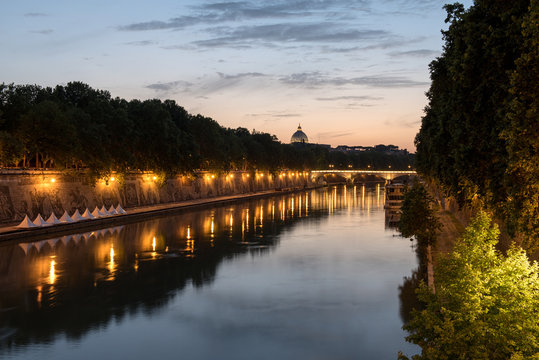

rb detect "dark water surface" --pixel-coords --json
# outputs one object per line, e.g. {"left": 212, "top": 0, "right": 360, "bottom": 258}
{"left": 0, "top": 186, "right": 419, "bottom": 359}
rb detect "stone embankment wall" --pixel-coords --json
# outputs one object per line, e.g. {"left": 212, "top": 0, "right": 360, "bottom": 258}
{"left": 0, "top": 170, "right": 312, "bottom": 224}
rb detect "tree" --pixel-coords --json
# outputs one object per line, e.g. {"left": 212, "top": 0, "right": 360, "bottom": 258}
{"left": 400, "top": 211, "right": 539, "bottom": 360}
{"left": 398, "top": 182, "right": 441, "bottom": 247}
{"left": 414, "top": 0, "right": 538, "bottom": 251}
{"left": 502, "top": 0, "right": 539, "bottom": 250}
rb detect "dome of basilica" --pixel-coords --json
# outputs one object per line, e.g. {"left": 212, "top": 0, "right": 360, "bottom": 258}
{"left": 290, "top": 124, "right": 308, "bottom": 143}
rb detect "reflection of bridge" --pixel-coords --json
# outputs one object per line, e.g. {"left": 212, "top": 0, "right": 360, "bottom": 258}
{"left": 311, "top": 170, "right": 416, "bottom": 183}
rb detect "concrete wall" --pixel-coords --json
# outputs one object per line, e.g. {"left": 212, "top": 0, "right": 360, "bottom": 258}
{"left": 0, "top": 170, "right": 312, "bottom": 224}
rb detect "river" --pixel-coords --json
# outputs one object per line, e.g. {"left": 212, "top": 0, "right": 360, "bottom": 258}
{"left": 0, "top": 185, "right": 419, "bottom": 359}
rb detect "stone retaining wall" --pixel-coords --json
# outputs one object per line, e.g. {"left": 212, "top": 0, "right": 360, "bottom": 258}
{"left": 0, "top": 170, "right": 312, "bottom": 224}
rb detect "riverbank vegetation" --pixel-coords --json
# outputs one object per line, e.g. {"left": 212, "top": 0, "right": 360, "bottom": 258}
{"left": 399, "top": 212, "right": 539, "bottom": 360}
{"left": 0, "top": 82, "right": 413, "bottom": 178}
{"left": 398, "top": 182, "right": 441, "bottom": 249}
{"left": 414, "top": 0, "right": 538, "bottom": 251}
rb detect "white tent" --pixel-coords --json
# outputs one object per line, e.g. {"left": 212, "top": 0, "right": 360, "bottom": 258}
{"left": 33, "top": 214, "right": 49, "bottom": 227}
{"left": 92, "top": 207, "right": 104, "bottom": 218}
{"left": 108, "top": 205, "right": 118, "bottom": 215}
{"left": 60, "top": 211, "right": 74, "bottom": 223}
{"left": 71, "top": 209, "right": 84, "bottom": 222}
{"left": 17, "top": 215, "right": 38, "bottom": 228}
{"left": 82, "top": 209, "right": 95, "bottom": 219}
{"left": 100, "top": 205, "right": 111, "bottom": 216}
{"left": 116, "top": 204, "right": 127, "bottom": 214}
{"left": 46, "top": 213, "right": 62, "bottom": 225}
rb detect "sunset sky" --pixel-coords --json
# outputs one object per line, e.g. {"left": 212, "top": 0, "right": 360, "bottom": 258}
{"left": 1, "top": 0, "right": 472, "bottom": 151}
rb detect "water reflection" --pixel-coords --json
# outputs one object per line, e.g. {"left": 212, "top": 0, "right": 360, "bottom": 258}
{"left": 0, "top": 186, "right": 417, "bottom": 358}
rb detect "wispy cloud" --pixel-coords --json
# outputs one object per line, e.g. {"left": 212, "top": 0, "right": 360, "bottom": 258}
{"left": 119, "top": 1, "right": 371, "bottom": 32}
{"left": 30, "top": 29, "right": 53, "bottom": 35}
{"left": 124, "top": 40, "right": 157, "bottom": 46}
{"left": 280, "top": 72, "right": 428, "bottom": 88}
{"left": 388, "top": 49, "right": 439, "bottom": 58}
{"left": 217, "top": 72, "right": 266, "bottom": 80}
{"left": 248, "top": 112, "right": 301, "bottom": 118}
{"left": 194, "top": 23, "right": 388, "bottom": 48}
{"left": 146, "top": 72, "right": 267, "bottom": 97}
{"left": 316, "top": 95, "right": 383, "bottom": 101}
{"left": 24, "top": 12, "right": 48, "bottom": 17}
{"left": 145, "top": 80, "right": 193, "bottom": 94}
{"left": 317, "top": 131, "right": 354, "bottom": 139}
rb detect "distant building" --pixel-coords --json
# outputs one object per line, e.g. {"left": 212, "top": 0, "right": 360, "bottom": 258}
{"left": 289, "top": 125, "right": 331, "bottom": 149}
{"left": 290, "top": 124, "right": 309, "bottom": 143}
{"left": 334, "top": 144, "right": 408, "bottom": 155}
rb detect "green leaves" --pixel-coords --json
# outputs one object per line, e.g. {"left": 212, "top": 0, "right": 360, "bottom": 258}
{"left": 398, "top": 182, "right": 441, "bottom": 247}
{"left": 403, "top": 212, "right": 539, "bottom": 359}
{"left": 415, "top": 0, "right": 538, "bottom": 251}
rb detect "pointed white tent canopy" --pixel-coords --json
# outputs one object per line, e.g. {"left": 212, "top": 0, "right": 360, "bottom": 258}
{"left": 107, "top": 205, "right": 118, "bottom": 215}
{"left": 60, "top": 211, "right": 74, "bottom": 223}
{"left": 92, "top": 207, "right": 104, "bottom": 218}
{"left": 71, "top": 209, "right": 84, "bottom": 222}
{"left": 18, "top": 242, "right": 35, "bottom": 255}
{"left": 81, "top": 209, "right": 95, "bottom": 220}
{"left": 100, "top": 205, "right": 111, "bottom": 216}
{"left": 17, "top": 215, "right": 38, "bottom": 228}
{"left": 115, "top": 204, "right": 127, "bottom": 214}
{"left": 33, "top": 214, "right": 49, "bottom": 227}
{"left": 46, "top": 213, "right": 62, "bottom": 225}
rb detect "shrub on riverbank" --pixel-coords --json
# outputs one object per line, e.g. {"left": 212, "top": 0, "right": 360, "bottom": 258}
{"left": 399, "top": 211, "right": 539, "bottom": 360}
{"left": 398, "top": 181, "right": 441, "bottom": 248}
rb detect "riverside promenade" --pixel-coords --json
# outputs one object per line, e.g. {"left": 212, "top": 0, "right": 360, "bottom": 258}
{"left": 0, "top": 186, "right": 317, "bottom": 242}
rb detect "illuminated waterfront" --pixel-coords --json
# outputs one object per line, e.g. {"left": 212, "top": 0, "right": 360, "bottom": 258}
{"left": 0, "top": 186, "right": 419, "bottom": 359}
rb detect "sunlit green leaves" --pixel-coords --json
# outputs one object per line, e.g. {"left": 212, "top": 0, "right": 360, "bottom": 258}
{"left": 402, "top": 212, "right": 539, "bottom": 360}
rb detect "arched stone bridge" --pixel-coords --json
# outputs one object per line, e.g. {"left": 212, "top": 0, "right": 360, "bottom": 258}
{"left": 310, "top": 169, "right": 416, "bottom": 184}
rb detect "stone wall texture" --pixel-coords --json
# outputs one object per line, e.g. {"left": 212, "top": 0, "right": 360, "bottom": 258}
{"left": 0, "top": 170, "right": 312, "bottom": 224}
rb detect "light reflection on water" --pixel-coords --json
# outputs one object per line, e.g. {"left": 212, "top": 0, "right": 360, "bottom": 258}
{"left": 0, "top": 186, "right": 419, "bottom": 359}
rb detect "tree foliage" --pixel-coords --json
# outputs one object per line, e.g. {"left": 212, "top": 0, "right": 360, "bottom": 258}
{"left": 400, "top": 212, "right": 539, "bottom": 360}
{"left": 399, "top": 182, "right": 441, "bottom": 247}
{"left": 0, "top": 81, "right": 414, "bottom": 176}
{"left": 414, "top": 0, "right": 538, "bottom": 249}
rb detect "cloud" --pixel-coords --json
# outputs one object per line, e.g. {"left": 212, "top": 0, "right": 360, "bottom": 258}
{"left": 124, "top": 40, "right": 157, "bottom": 46}
{"left": 388, "top": 49, "right": 439, "bottom": 58}
{"left": 24, "top": 12, "right": 48, "bottom": 17}
{"left": 146, "top": 72, "right": 267, "bottom": 97}
{"left": 119, "top": 1, "right": 371, "bottom": 32}
{"left": 30, "top": 29, "right": 53, "bottom": 35}
{"left": 194, "top": 23, "right": 389, "bottom": 47}
{"left": 280, "top": 72, "right": 428, "bottom": 88}
{"left": 317, "top": 131, "right": 354, "bottom": 139}
{"left": 145, "top": 80, "right": 193, "bottom": 94}
{"left": 217, "top": 72, "right": 266, "bottom": 80}
{"left": 316, "top": 95, "right": 383, "bottom": 101}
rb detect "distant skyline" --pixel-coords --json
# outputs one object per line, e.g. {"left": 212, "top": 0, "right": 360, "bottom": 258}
{"left": 1, "top": 0, "right": 473, "bottom": 151}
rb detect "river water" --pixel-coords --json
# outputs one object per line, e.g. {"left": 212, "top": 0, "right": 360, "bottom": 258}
{"left": 0, "top": 185, "right": 419, "bottom": 359}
